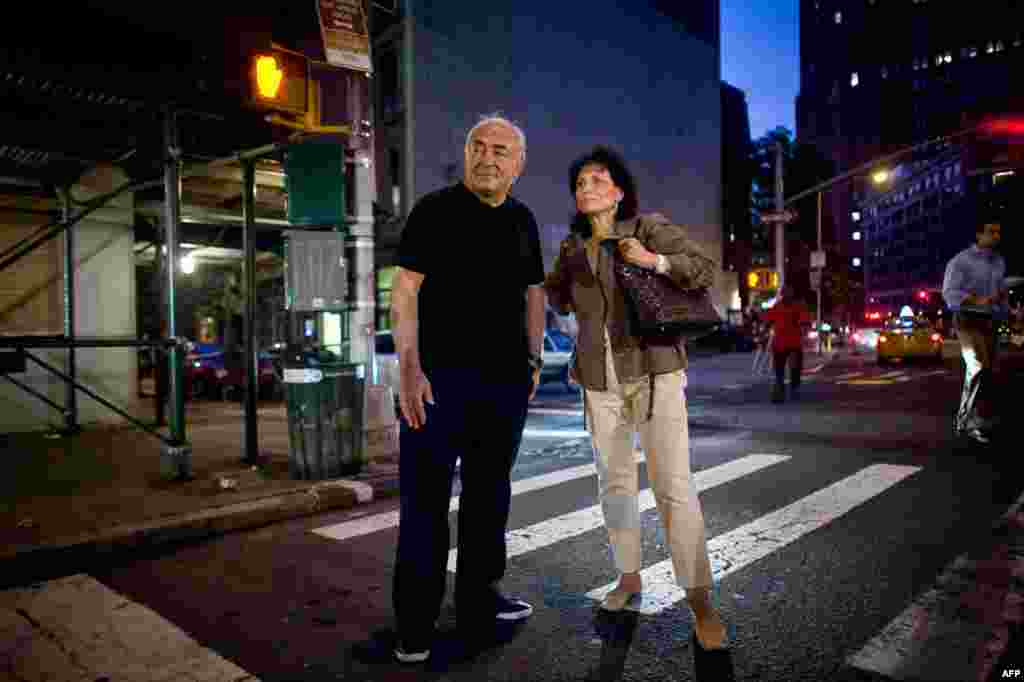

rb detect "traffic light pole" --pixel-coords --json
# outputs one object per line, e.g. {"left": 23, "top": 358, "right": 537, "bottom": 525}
{"left": 816, "top": 190, "right": 823, "bottom": 354}
{"left": 774, "top": 141, "right": 786, "bottom": 292}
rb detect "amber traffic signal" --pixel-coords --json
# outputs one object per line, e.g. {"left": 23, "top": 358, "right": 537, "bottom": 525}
{"left": 249, "top": 46, "right": 308, "bottom": 114}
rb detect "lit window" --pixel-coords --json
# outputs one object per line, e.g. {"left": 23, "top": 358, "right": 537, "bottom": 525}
{"left": 944, "top": 52, "right": 952, "bottom": 63}
{"left": 961, "top": 47, "right": 970, "bottom": 58}
{"left": 881, "top": 65, "right": 889, "bottom": 78}
{"left": 954, "top": 161, "right": 961, "bottom": 175}
{"left": 996, "top": 41, "right": 1005, "bottom": 52}
{"left": 852, "top": 211, "right": 861, "bottom": 222}
{"left": 853, "top": 258, "right": 862, "bottom": 267}
{"left": 850, "top": 72, "right": 860, "bottom": 87}
{"left": 1014, "top": 36, "right": 1022, "bottom": 47}
{"left": 987, "top": 42, "right": 995, "bottom": 54}
{"left": 934, "top": 55, "right": 943, "bottom": 66}
{"left": 730, "top": 232, "right": 736, "bottom": 242}
{"left": 853, "top": 231, "right": 862, "bottom": 241}
{"left": 835, "top": 10, "right": 842, "bottom": 24}
{"left": 912, "top": 60, "right": 920, "bottom": 71}
{"left": 969, "top": 46, "right": 979, "bottom": 58}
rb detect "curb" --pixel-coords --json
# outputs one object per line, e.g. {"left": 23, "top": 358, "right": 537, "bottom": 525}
{"left": 1, "top": 478, "right": 385, "bottom": 585}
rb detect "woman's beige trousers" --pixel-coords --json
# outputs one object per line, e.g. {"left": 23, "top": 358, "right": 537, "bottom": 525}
{"left": 584, "top": 339, "right": 713, "bottom": 590}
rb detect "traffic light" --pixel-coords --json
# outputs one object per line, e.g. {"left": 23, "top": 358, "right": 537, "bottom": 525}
{"left": 918, "top": 290, "right": 929, "bottom": 301}
{"left": 747, "top": 269, "right": 780, "bottom": 291}
{"left": 248, "top": 46, "right": 308, "bottom": 114}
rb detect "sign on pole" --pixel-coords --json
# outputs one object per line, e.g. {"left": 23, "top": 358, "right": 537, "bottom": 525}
{"left": 316, "top": 0, "right": 373, "bottom": 72}
{"left": 811, "top": 250, "right": 826, "bottom": 269}
{"left": 760, "top": 208, "right": 798, "bottom": 224}
{"left": 810, "top": 268, "right": 822, "bottom": 291}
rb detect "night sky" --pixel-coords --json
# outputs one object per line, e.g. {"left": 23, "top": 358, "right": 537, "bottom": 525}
{"left": 721, "top": 1, "right": 799, "bottom": 140}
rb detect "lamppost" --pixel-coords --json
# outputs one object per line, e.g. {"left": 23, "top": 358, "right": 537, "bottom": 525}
{"left": 810, "top": 168, "right": 890, "bottom": 352}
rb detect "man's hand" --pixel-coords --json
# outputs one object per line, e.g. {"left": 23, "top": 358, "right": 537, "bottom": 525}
{"left": 398, "top": 364, "right": 434, "bottom": 430}
{"left": 618, "top": 238, "right": 658, "bottom": 270}
{"left": 530, "top": 367, "right": 541, "bottom": 401}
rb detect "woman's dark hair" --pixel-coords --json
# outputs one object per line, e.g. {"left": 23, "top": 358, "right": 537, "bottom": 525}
{"left": 567, "top": 146, "right": 639, "bottom": 238}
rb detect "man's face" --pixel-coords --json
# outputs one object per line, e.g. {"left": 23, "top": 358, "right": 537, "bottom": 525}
{"left": 463, "top": 122, "right": 523, "bottom": 200}
{"left": 978, "top": 222, "right": 1002, "bottom": 249}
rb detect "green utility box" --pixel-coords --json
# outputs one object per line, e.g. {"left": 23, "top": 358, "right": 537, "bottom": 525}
{"left": 282, "top": 345, "right": 365, "bottom": 480}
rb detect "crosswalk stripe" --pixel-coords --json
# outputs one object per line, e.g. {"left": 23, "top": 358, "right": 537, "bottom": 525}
{"left": 586, "top": 463, "right": 921, "bottom": 614}
{"left": 446, "top": 454, "right": 791, "bottom": 572}
{"left": 312, "top": 452, "right": 646, "bottom": 542}
{"left": 846, "top": 488, "right": 1024, "bottom": 681}
{"left": 522, "top": 429, "right": 590, "bottom": 438}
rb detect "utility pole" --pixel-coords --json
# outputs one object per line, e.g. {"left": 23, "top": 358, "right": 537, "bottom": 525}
{"left": 774, "top": 141, "right": 786, "bottom": 293}
{"left": 816, "top": 191, "right": 823, "bottom": 353}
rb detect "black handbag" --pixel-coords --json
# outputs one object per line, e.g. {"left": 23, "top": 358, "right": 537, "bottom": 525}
{"left": 610, "top": 243, "right": 721, "bottom": 341}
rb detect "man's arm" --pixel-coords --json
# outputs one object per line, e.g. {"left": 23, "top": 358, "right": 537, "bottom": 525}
{"left": 391, "top": 266, "right": 432, "bottom": 428}
{"left": 526, "top": 286, "right": 545, "bottom": 360}
{"left": 942, "top": 255, "right": 982, "bottom": 308}
{"left": 391, "top": 267, "right": 424, "bottom": 371}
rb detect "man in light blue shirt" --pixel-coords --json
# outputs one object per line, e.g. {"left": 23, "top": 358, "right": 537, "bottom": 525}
{"left": 942, "top": 220, "right": 1007, "bottom": 444}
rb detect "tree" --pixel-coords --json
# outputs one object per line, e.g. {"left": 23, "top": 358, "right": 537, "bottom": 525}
{"left": 750, "top": 127, "right": 835, "bottom": 301}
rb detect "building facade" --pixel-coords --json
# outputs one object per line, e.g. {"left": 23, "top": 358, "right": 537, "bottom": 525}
{"left": 796, "top": 0, "right": 1024, "bottom": 318}
{"left": 721, "top": 82, "right": 753, "bottom": 312}
{"left": 370, "top": 0, "right": 731, "bottom": 327}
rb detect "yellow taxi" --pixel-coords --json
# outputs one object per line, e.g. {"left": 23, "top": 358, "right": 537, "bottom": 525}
{"left": 877, "top": 314, "right": 943, "bottom": 365}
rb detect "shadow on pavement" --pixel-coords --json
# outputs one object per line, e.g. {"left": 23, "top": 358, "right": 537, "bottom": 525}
{"left": 585, "top": 609, "right": 735, "bottom": 682}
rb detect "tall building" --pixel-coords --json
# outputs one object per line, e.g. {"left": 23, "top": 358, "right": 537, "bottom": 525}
{"left": 796, "top": 0, "right": 1024, "bottom": 318}
{"left": 369, "top": 0, "right": 733, "bottom": 328}
{"left": 721, "top": 82, "right": 753, "bottom": 312}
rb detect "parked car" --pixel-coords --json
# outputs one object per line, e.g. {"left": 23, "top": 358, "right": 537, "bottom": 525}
{"left": 184, "top": 343, "right": 278, "bottom": 400}
{"left": 372, "top": 328, "right": 577, "bottom": 396}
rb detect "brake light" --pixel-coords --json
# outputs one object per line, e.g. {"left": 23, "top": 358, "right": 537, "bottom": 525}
{"left": 931, "top": 333, "right": 941, "bottom": 342}
{"left": 879, "top": 335, "right": 887, "bottom": 343}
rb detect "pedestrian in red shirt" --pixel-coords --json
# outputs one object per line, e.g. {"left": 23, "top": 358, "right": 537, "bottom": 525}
{"left": 762, "top": 285, "right": 813, "bottom": 403}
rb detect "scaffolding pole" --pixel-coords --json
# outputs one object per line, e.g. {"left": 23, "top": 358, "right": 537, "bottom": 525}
{"left": 59, "top": 187, "right": 79, "bottom": 433}
{"left": 242, "top": 159, "right": 261, "bottom": 465}
{"left": 161, "top": 107, "right": 192, "bottom": 478}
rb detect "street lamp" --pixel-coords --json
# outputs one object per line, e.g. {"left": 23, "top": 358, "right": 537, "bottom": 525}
{"left": 871, "top": 169, "right": 890, "bottom": 185}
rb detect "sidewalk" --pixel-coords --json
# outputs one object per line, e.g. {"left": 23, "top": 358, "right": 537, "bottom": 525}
{"left": 1, "top": 403, "right": 397, "bottom": 587}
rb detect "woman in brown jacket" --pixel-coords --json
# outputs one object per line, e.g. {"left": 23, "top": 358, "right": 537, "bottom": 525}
{"left": 545, "top": 146, "right": 727, "bottom": 651}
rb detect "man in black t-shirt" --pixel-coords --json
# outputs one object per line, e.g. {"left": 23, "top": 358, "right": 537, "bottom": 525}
{"left": 387, "top": 115, "right": 545, "bottom": 664}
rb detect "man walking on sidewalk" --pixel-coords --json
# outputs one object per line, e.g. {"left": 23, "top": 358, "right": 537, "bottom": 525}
{"left": 763, "top": 284, "right": 812, "bottom": 403}
{"left": 942, "top": 219, "right": 1007, "bottom": 445}
{"left": 386, "top": 114, "right": 545, "bottom": 664}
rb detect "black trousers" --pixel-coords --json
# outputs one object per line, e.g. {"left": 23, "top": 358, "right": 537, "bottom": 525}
{"left": 773, "top": 348, "right": 803, "bottom": 393}
{"left": 393, "top": 367, "right": 531, "bottom": 642}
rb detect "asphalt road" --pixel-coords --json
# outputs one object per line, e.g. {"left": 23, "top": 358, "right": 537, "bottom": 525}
{"left": 46, "top": 353, "right": 1024, "bottom": 680}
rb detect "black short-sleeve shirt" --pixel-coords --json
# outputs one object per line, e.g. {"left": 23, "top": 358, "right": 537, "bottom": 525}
{"left": 398, "top": 182, "right": 544, "bottom": 378}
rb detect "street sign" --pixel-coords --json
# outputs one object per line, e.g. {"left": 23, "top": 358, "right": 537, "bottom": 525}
{"left": 760, "top": 209, "right": 798, "bottom": 224}
{"left": 810, "top": 268, "right": 822, "bottom": 290}
{"left": 811, "top": 250, "right": 826, "bottom": 269}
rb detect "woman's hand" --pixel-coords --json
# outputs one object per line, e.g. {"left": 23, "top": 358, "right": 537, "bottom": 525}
{"left": 618, "top": 238, "right": 659, "bottom": 270}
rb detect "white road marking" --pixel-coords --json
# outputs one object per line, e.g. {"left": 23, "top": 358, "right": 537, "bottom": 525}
{"left": 529, "top": 408, "right": 585, "bottom": 416}
{"left": 920, "top": 369, "right": 949, "bottom": 377}
{"left": 523, "top": 429, "right": 590, "bottom": 439}
{"left": 878, "top": 371, "right": 907, "bottom": 379}
{"left": 312, "top": 451, "right": 645, "bottom": 542}
{"left": 586, "top": 463, "right": 921, "bottom": 614}
{"left": 847, "top": 489, "right": 1024, "bottom": 682}
{"left": 447, "top": 455, "right": 791, "bottom": 572}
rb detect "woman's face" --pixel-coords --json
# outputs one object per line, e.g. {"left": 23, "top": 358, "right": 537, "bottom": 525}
{"left": 575, "top": 163, "right": 624, "bottom": 217}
